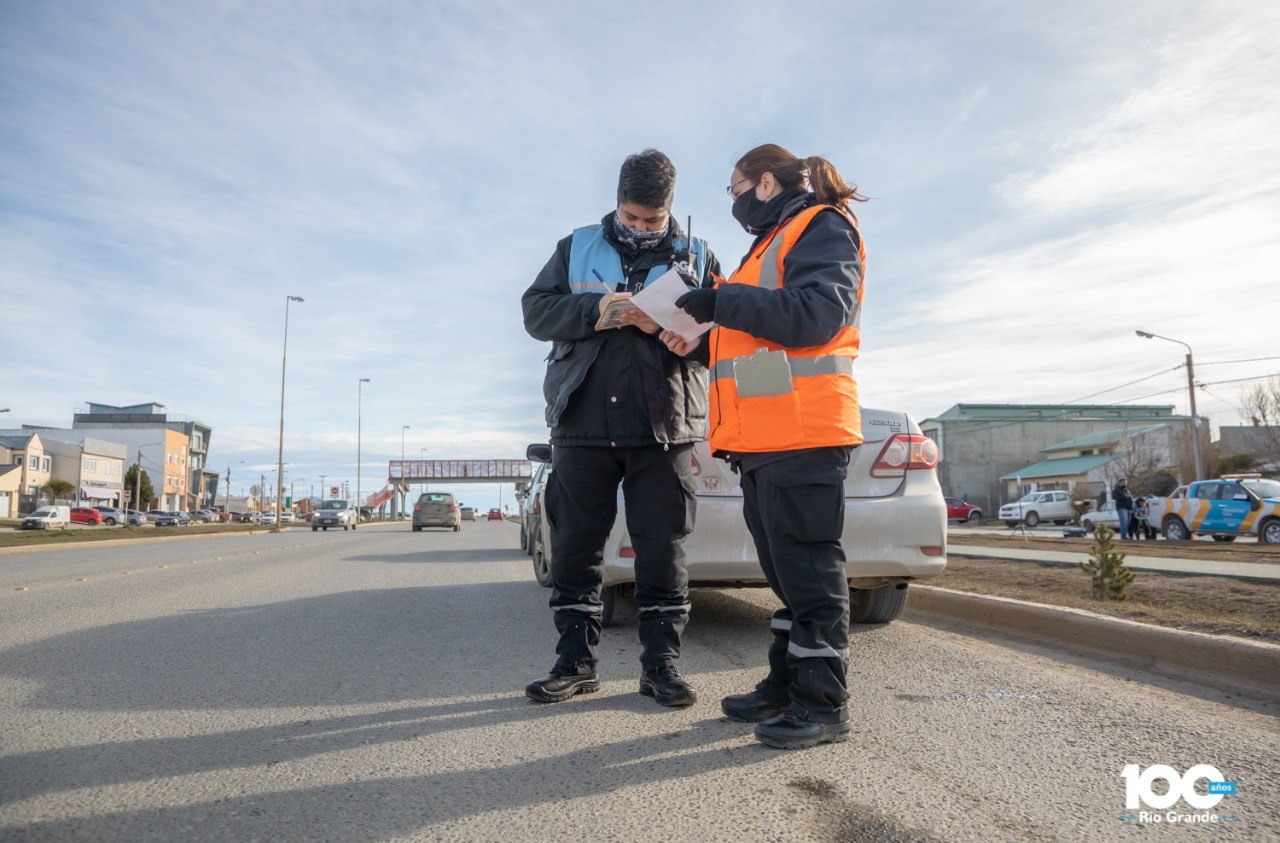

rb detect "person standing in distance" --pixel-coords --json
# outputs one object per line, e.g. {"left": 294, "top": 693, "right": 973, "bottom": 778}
{"left": 663, "top": 143, "right": 867, "bottom": 749}
{"left": 521, "top": 149, "right": 721, "bottom": 707}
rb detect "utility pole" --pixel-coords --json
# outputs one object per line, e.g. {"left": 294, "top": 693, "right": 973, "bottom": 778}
{"left": 134, "top": 449, "right": 142, "bottom": 513}
{"left": 275, "top": 295, "right": 304, "bottom": 529}
{"left": 320, "top": 474, "right": 327, "bottom": 500}
{"left": 1135, "top": 331, "right": 1205, "bottom": 481}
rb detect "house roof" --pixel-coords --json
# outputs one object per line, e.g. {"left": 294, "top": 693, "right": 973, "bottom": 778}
{"left": 0, "top": 433, "right": 34, "bottom": 450}
{"left": 0, "top": 463, "right": 20, "bottom": 477}
{"left": 924, "top": 403, "right": 1179, "bottom": 423}
{"left": 1042, "top": 425, "right": 1166, "bottom": 454}
{"left": 1000, "top": 454, "right": 1115, "bottom": 481}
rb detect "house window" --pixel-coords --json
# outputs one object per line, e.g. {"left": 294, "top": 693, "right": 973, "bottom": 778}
{"left": 42, "top": 458, "right": 50, "bottom": 472}
{"left": 12, "top": 455, "right": 20, "bottom": 466}
{"left": 29, "top": 456, "right": 39, "bottom": 470}
{"left": 84, "top": 458, "right": 97, "bottom": 472}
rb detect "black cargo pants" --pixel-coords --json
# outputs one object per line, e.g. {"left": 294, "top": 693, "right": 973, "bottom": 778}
{"left": 545, "top": 443, "right": 696, "bottom": 673}
{"left": 739, "top": 446, "right": 853, "bottom": 721}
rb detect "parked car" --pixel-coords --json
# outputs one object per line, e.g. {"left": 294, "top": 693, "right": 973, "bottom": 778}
{"left": 70, "top": 507, "right": 104, "bottom": 526}
{"left": 124, "top": 509, "right": 148, "bottom": 526}
{"left": 521, "top": 461, "right": 553, "bottom": 556}
{"left": 413, "top": 493, "right": 462, "bottom": 532}
{"left": 151, "top": 512, "right": 182, "bottom": 527}
{"left": 460, "top": 506, "right": 476, "bottom": 522}
{"left": 998, "top": 491, "right": 1074, "bottom": 528}
{"left": 280, "top": 511, "right": 296, "bottom": 523}
{"left": 944, "top": 497, "right": 982, "bottom": 523}
{"left": 192, "top": 509, "right": 216, "bottom": 523}
{"left": 21, "top": 506, "right": 71, "bottom": 530}
{"left": 487, "top": 508, "right": 504, "bottom": 521}
{"left": 312, "top": 499, "right": 358, "bottom": 531}
{"left": 93, "top": 506, "right": 125, "bottom": 526}
{"left": 1144, "top": 475, "right": 1280, "bottom": 544}
{"left": 524, "top": 408, "right": 947, "bottom": 626}
{"left": 1080, "top": 501, "right": 1121, "bottom": 533}
{"left": 258, "top": 512, "right": 277, "bottom": 525}
{"left": 175, "top": 511, "right": 192, "bottom": 525}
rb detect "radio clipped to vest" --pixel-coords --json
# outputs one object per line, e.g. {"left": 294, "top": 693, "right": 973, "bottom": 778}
{"left": 733, "top": 348, "right": 794, "bottom": 398}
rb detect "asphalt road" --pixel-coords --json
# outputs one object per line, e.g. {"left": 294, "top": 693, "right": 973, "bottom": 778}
{"left": 1, "top": 522, "right": 1276, "bottom": 841}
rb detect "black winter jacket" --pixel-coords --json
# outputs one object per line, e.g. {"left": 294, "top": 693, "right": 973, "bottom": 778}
{"left": 522, "top": 213, "right": 722, "bottom": 448}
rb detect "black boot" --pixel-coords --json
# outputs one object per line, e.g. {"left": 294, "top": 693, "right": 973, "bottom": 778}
{"left": 754, "top": 710, "right": 851, "bottom": 750}
{"left": 639, "top": 665, "right": 697, "bottom": 707}
{"left": 721, "top": 685, "right": 789, "bottom": 723}
{"left": 525, "top": 667, "right": 600, "bottom": 704}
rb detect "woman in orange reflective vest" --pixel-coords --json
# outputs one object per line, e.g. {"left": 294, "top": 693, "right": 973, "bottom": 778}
{"left": 664, "top": 143, "right": 867, "bottom": 750}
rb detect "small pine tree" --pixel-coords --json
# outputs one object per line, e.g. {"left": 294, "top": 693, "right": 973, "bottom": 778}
{"left": 1080, "top": 523, "right": 1136, "bottom": 601}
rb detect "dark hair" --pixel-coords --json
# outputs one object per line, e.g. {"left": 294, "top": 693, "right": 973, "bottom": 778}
{"left": 617, "top": 149, "right": 676, "bottom": 210}
{"left": 735, "top": 143, "right": 867, "bottom": 214}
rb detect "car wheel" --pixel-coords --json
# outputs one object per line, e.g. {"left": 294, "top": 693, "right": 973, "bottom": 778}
{"left": 1023, "top": 511, "right": 1040, "bottom": 528}
{"left": 312, "top": 526, "right": 317, "bottom": 532}
{"left": 1004, "top": 521, "right": 1018, "bottom": 528}
{"left": 453, "top": 525, "right": 460, "bottom": 532}
{"left": 1163, "top": 517, "right": 1190, "bottom": 541}
{"left": 1081, "top": 519, "right": 1094, "bottom": 533}
{"left": 532, "top": 533, "right": 553, "bottom": 588}
{"left": 967, "top": 510, "right": 981, "bottom": 523}
{"left": 601, "top": 584, "right": 620, "bottom": 628}
{"left": 1261, "top": 519, "right": 1280, "bottom": 545}
{"left": 1212, "top": 535, "right": 1236, "bottom": 543}
{"left": 105, "top": 518, "right": 116, "bottom": 526}
{"left": 849, "top": 583, "right": 909, "bottom": 624}
{"left": 413, "top": 525, "right": 421, "bottom": 532}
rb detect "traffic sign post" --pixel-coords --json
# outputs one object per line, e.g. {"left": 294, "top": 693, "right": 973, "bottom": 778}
{"left": 123, "top": 490, "right": 132, "bottom": 502}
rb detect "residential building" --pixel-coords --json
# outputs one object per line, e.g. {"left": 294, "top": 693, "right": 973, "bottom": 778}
{"left": 920, "top": 404, "right": 1193, "bottom": 515}
{"left": 999, "top": 424, "right": 1178, "bottom": 500}
{"left": 21, "top": 426, "right": 189, "bottom": 511}
{"left": 0, "top": 431, "right": 52, "bottom": 513}
{"left": 0, "top": 464, "right": 21, "bottom": 518}
{"left": 41, "top": 436, "right": 128, "bottom": 505}
{"left": 72, "top": 402, "right": 215, "bottom": 509}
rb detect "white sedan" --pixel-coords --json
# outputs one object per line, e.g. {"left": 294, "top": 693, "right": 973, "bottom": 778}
{"left": 527, "top": 407, "right": 947, "bottom": 626}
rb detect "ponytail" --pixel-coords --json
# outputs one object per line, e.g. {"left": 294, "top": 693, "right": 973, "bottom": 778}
{"left": 735, "top": 144, "right": 868, "bottom": 215}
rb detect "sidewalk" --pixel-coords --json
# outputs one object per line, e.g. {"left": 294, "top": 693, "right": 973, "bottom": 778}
{"left": 949, "top": 544, "right": 1280, "bottom": 582}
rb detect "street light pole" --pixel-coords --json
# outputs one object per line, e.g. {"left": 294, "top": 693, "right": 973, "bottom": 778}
{"left": 1135, "top": 330, "right": 1205, "bottom": 481}
{"left": 357, "top": 378, "right": 370, "bottom": 524}
{"left": 275, "top": 295, "right": 304, "bottom": 528}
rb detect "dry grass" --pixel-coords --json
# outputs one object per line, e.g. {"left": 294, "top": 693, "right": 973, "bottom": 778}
{"left": 0, "top": 523, "right": 275, "bottom": 549}
{"left": 936, "top": 556, "right": 1280, "bottom": 642}
{"left": 950, "top": 532, "right": 1280, "bottom": 564}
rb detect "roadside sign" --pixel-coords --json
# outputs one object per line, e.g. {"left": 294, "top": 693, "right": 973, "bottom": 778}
{"left": 330, "top": 486, "right": 339, "bottom": 497}
{"left": 123, "top": 490, "right": 132, "bottom": 501}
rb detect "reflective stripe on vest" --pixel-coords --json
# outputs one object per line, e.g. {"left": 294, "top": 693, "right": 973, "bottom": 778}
{"left": 567, "top": 224, "right": 708, "bottom": 294}
{"left": 707, "top": 204, "right": 866, "bottom": 453}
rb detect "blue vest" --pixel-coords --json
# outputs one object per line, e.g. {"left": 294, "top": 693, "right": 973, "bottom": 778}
{"left": 566, "top": 224, "right": 708, "bottom": 295}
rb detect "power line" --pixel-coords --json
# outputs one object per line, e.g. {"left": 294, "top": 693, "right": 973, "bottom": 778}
{"left": 1063, "top": 364, "right": 1184, "bottom": 404}
{"left": 1196, "top": 355, "right": 1280, "bottom": 367}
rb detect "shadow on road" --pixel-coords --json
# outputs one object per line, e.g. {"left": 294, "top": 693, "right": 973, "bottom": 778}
{"left": 342, "top": 548, "right": 528, "bottom": 565}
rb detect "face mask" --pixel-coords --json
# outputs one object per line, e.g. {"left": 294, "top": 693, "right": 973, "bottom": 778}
{"left": 612, "top": 214, "right": 668, "bottom": 251}
{"left": 731, "top": 188, "right": 768, "bottom": 235}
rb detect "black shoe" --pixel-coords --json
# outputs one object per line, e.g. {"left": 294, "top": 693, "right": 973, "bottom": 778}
{"left": 524, "top": 668, "right": 600, "bottom": 704}
{"left": 721, "top": 689, "right": 789, "bottom": 723}
{"left": 754, "top": 711, "right": 851, "bottom": 750}
{"left": 639, "top": 665, "right": 698, "bottom": 707}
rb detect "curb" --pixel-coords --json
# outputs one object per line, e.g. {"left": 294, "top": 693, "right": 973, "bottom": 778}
{"left": 947, "top": 548, "right": 1280, "bottom": 583}
{"left": 908, "top": 584, "right": 1280, "bottom": 699}
{"left": 0, "top": 527, "right": 296, "bottom": 556}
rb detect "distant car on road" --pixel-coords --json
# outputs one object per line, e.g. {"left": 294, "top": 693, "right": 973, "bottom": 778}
{"left": 312, "top": 499, "right": 358, "bottom": 531}
{"left": 999, "top": 491, "right": 1074, "bottom": 528}
{"left": 487, "top": 508, "right": 503, "bottom": 521}
{"left": 945, "top": 497, "right": 982, "bottom": 523}
{"left": 460, "top": 507, "right": 476, "bottom": 522}
{"left": 413, "top": 493, "right": 461, "bottom": 532}
{"left": 70, "top": 507, "right": 103, "bottom": 526}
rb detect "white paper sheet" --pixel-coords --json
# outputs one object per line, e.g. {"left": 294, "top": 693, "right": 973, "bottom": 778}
{"left": 631, "top": 269, "right": 716, "bottom": 343}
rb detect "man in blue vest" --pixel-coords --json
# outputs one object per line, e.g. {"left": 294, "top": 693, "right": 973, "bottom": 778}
{"left": 521, "top": 149, "right": 721, "bottom": 707}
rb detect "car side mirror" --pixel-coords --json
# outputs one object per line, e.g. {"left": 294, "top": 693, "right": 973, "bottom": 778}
{"left": 1251, "top": 498, "right": 1262, "bottom": 511}
{"left": 526, "top": 443, "right": 552, "bottom": 464}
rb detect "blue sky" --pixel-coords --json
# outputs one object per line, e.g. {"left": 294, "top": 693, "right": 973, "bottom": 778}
{"left": 3, "top": 1, "right": 1278, "bottom": 508}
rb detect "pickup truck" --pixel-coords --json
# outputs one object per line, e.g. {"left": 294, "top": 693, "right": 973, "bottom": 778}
{"left": 1145, "top": 475, "right": 1280, "bottom": 543}
{"left": 999, "top": 490, "right": 1074, "bottom": 528}
{"left": 525, "top": 408, "right": 947, "bottom": 626}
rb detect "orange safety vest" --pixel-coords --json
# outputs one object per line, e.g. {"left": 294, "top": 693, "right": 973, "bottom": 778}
{"left": 708, "top": 204, "right": 865, "bottom": 453}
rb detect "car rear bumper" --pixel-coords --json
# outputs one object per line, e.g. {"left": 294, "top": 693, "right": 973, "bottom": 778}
{"left": 600, "top": 476, "right": 948, "bottom": 587}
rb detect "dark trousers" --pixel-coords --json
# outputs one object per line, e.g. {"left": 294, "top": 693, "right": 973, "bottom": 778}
{"left": 545, "top": 444, "right": 696, "bottom": 672}
{"left": 739, "top": 447, "right": 853, "bottom": 721}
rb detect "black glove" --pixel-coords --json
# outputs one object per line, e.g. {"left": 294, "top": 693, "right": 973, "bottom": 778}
{"left": 675, "top": 288, "right": 717, "bottom": 324}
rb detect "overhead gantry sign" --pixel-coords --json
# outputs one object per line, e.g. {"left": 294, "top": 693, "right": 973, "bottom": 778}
{"left": 389, "top": 460, "right": 532, "bottom": 485}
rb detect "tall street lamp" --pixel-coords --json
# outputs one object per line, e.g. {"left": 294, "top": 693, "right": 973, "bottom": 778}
{"left": 400, "top": 425, "right": 410, "bottom": 519}
{"left": 276, "top": 295, "right": 304, "bottom": 528}
{"left": 357, "top": 378, "right": 370, "bottom": 525}
{"left": 1136, "top": 330, "right": 1204, "bottom": 481}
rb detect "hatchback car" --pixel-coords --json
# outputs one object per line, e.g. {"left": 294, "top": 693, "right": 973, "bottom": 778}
{"left": 413, "top": 493, "right": 461, "bottom": 531}
{"left": 460, "top": 507, "right": 476, "bottom": 522}
{"left": 93, "top": 506, "right": 125, "bottom": 526}
{"left": 487, "top": 508, "right": 503, "bottom": 521}
{"left": 312, "top": 499, "right": 358, "bottom": 531}
{"left": 944, "top": 497, "right": 982, "bottom": 522}
{"left": 70, "top": 507, "right": 103, "bottom": 525}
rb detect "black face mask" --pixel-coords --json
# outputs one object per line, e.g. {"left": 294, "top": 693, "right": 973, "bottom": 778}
{"left": 731, "top": 189, "right": 769, "bottom": 235}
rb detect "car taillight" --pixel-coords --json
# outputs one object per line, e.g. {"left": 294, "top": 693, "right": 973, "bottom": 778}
{"left": 870, "top": 434, "right": 939, "bottom": 477}
{"left": 619, "top": 546, "right": 636, "bottom": 558}
{"left": 450, "top": 505, "right": 458, "bottom": 511}
{"left": 413, "top": 505, "right": 421, "bottom": 511}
